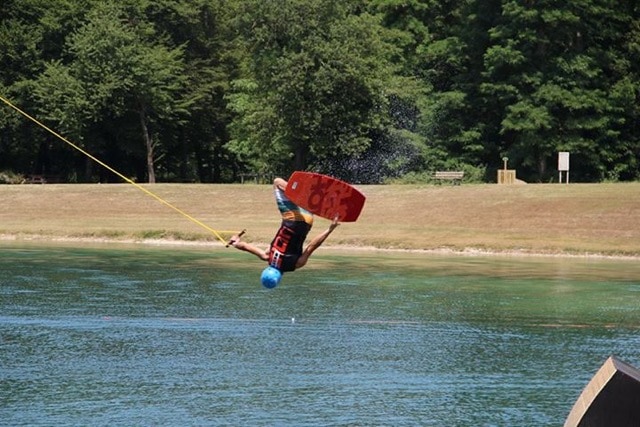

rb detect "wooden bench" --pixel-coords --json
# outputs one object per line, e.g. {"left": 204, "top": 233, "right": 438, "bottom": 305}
{"left": 25, "top": 174, "right": 47, "bottom": 184}
{"left": 23, "top": 175, "right": 63, "bottom": 184}
{"left": 433, "top": 171, "right": 464, "bottom": 185}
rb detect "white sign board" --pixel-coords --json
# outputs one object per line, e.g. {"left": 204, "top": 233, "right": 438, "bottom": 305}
{"left": 558, "top": 152, "right": 570, "bottom": 171}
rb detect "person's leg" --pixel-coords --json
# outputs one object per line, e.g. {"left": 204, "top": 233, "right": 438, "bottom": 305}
{"left": 273, "top": 177, "right": 288, "bottom": 192}
{"left": 273, "top": 178, "right": 313, "bottom": 225}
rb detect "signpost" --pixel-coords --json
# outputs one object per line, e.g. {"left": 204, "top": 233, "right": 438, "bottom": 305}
{"left": 558, "top": 152, "right": 570, "bottom": 184}
{"left": 497, "top": 156, "right": 516, "bottom": 184}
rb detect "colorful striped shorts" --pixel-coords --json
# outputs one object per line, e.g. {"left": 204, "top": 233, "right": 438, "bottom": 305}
{"left": 274, "top": 187, "right": 313, "bottom": 225}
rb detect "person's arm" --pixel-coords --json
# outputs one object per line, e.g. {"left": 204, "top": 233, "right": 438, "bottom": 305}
{"left": 228, "top": 233, "right": 269, "bottom": 261}
{"left": 295, "top": 217, "right": 340, "bottom": 269}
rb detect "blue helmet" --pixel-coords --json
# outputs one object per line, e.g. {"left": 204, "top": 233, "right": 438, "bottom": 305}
{"left": 261, "top": 266, "right": 282, "bottom": 289}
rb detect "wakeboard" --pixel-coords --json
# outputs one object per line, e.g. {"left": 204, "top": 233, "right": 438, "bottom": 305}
{"left": 285, "top": 171, "right": 366, "bottom": 222}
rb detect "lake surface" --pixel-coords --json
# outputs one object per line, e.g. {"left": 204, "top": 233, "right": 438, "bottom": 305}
{"left": 2, "top": 243, "right": 640, "bottom": 426}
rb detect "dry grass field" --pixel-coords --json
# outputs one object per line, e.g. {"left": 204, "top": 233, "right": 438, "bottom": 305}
{"left": 1, "top": 182, "right": 639, "bottom": 256}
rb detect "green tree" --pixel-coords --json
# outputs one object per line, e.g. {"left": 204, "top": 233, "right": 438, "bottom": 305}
{"left": 33, "top": 2, "right": 192, "bottom": 183}
{"left": 226, "top": 0, "right": 401, "bottom": 176}
{"left": 3, "top": 0, "right": 639, "bottom": 184}
{"left": 482, "top": 0, "right": 638, "bottom": 181}
{"left": 73, "top": 2, "right": 190, "bottom": 183}
{"left": 409, "top": 0, "right": 501, "bottom": 174}
{"left": 603, "top": 0, "right": 640, "bottom": 181}
{"left": 1, "top": 0, "right": 103, "bottom": 177}
{"left": 138, "top": 0, "right": 241, "bottom": 182}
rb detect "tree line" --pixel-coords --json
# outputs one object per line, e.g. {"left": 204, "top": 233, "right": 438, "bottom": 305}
{"left": 1, "top": 0, "right": 638, "bottom": 184}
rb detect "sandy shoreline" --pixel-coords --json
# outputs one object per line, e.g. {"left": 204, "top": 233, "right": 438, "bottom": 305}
{"left": 3, "top": 233, "right": 639, "bottom": 261}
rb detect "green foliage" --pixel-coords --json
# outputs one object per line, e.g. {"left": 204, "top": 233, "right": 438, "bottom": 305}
{"left": 1, "top": 0, "right": 639, "bottom": 183}
{"left": 0, "top": 170, "right": 24, "bottom": 184}
{"left": 28, "top": 1, "right": 192, "bottom": 182}
{"left": 226, "top": 0, "right": 403, "bottom": 175}
{"left": 32, "top": 61, "right": 89, "bottom": 141}
{"left": 479, "top": 0, "right": 640, "bottom": 181}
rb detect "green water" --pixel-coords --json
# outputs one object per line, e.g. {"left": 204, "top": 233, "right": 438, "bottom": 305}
{"left": 1, "top": 243, "right": 640, "bottom": 426}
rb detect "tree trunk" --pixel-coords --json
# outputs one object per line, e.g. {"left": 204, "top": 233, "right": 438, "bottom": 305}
{"left": 538, "top": 155, "right": 547, "bottom": 182}
{"left": 139, "top": 106, "right": 156, "bottom": 184}
{"left": 293, "top": 145, "right": 308, "bottom": 171}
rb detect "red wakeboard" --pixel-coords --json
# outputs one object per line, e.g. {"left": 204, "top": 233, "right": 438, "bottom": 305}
{"left": 285, "top": 171, "right": 366, "bottom": 222}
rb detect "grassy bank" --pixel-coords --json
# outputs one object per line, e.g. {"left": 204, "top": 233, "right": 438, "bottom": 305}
{"left": 1, "top": 182, "right": 639, "bottom": 256}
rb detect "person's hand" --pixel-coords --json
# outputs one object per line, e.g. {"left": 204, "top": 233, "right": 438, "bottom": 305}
{"left": 227, "top": 234, "right": 240, "bottom": 246}
{"left": 329, "top": 215, "right": 340, "bottom": 231}
{"left": 226, "top": 229, "right": 246, "bottom": 247}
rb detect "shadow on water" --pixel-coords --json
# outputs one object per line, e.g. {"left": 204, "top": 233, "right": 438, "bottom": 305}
{"left": 1, "top": 242, "right": 640, "bottom": 426}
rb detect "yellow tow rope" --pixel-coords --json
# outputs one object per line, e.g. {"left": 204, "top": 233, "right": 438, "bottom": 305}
{"left": 0, "top": 94, "right": 230, "bottom": 246}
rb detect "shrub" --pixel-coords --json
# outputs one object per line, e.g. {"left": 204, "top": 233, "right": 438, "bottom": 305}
{"left": 0, "top": 170, "right": 24, "bottom": 184}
